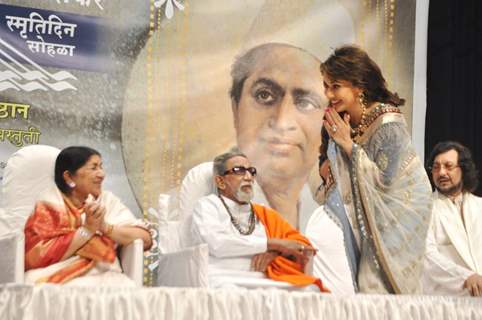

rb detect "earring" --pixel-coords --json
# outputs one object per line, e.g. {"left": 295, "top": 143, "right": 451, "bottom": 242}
{"left": 353, "top": 92, "right": 368, "bottom": 137}
{"left": 358, "top": 92, "right": 366, "bottom": 107}
{"left": 68, "top": 181, "right": 76, "bottom": 188}
{"left": 358, "top": 92, "right": 367, "bottom": 116}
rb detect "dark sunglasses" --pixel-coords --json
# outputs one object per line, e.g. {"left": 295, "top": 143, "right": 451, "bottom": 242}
{"left": 223, "top": 166, "right": 257, "bottom": 177}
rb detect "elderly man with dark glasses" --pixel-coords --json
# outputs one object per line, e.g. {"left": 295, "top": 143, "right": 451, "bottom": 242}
{"left": 190, "top": 149, "right": 329, "bottom": 291}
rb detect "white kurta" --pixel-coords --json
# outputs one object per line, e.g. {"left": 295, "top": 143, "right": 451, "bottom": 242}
{"left": 192, "top": 194, "right": 304, "bottom": 289}
{"left": 305, "top": 206, "right": 355, "bottom": 295}
{"left": 191, "top": 194, "right": 267, "bottom": 274}
{"left": 191, "top": 194, "right": 321, "bottom": 291}
{"left": 423, "top": 191, "right": 482, "bottom": 296}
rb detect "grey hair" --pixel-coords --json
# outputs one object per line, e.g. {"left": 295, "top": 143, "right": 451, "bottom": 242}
{"left": 213, "top": 148, "right": 247, "bottom": 176}
{"left": 229, "top": 42, "right": 320, "bottom": 106}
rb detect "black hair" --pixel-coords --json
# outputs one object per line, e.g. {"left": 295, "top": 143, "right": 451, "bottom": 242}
{"left": 320, "top": 45, "right": 405, "bottom": 107}
{"left": 54, "top": 146, "right": 101, "bottom": 194}
{"left": 427, "top": 141, "right": 479, "bottom": 193}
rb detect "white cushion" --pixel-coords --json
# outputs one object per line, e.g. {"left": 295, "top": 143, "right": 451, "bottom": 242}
{"left": 177, "top": 162, "right": 217, "bottom": 247}
{"left": 178, "top": 162, "right": 215, "bottom": 220}
{"left": 305, "top": 206, "right": 355, "bottom": 295}
{"left": 0, "top": 208, "right": 13, "bottom": 236}
{"left": 2, "top": 145, "right": 60, "bottom": 231}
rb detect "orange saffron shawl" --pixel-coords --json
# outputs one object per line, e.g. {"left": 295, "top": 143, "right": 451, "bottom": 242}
{"left": 24, "top": 196, "right": 116, "bottom": 284}
{"left": 253, "top": 204, "right": 329, "bottom": 292}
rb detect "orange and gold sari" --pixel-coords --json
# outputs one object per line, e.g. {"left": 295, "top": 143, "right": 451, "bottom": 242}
{"left": 24, "top": 186, "right": 143, "bottom": 285}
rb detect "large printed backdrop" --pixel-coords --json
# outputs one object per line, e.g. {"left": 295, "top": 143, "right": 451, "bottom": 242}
{"left": 123, "top": 0, "right": 417, "bottom": 217}
{"left": 0, "top": 0, "right": 417, "bottom": 220}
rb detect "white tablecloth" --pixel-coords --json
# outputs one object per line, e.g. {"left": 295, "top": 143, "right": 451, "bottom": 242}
{"left": 1, "top": 284, "right": 481, "bottom": 320}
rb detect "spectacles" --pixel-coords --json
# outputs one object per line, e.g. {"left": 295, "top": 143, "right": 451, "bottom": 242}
{"left": 430, "top": 163, "right": 460, "bottom": 172}
{"left": 223, "top": 166, "right": 257, "bottom": 177}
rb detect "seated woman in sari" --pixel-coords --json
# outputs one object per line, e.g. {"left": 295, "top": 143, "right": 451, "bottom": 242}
{"left": 314, "top": 45, "right": 432, "bottom": 294}
{"left": 24, "top": 146, "right": 152, "bottom": 285}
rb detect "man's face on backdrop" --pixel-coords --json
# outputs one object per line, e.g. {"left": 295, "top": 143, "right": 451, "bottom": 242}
{"left": 232, "top": 46, "right": 325, "bottom": 182}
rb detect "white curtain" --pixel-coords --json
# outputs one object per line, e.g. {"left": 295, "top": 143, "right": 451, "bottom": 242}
{"left": 1, "top": 284, "right": 481, "bottom": 320}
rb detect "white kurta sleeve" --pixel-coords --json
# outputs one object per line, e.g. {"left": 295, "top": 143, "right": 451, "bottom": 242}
{"left": 191, "top": 196, "right": 267, "bottom": 258}
{"left": 423, "top": 214, "right": 474, "bottom": 295}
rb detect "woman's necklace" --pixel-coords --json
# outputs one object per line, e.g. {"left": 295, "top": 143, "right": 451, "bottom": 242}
{"left": 351, "top": 103, "right": 401, "bottom": 141}
{"left": 352, "top": 101, "right": 368, "bottom": 138}
{"left": 218, "top": 195, "right": 256, "bottom": 235}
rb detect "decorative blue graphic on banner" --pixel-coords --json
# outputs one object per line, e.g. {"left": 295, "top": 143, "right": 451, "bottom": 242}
{"left": 0, "top": 4, "right": 108, "bottom": 73}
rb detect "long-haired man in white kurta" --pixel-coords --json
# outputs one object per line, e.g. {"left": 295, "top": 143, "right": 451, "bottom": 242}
{"left": 423, "top": 141, "right": 482, "bottom": 297}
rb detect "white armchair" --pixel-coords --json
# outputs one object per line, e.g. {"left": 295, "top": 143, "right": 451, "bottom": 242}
{"left": 0, "top": 228, "right": 24, "bottom": 283}
{"left": 155, "top": 161, "right": 313, "bottom": 289}
{"left": 0, "top": 145, "right": 143, "bottom": 285}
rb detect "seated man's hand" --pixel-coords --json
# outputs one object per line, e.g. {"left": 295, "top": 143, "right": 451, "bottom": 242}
{"left": 251, "top": 251, "right": 279, "bottom": 272}
{"left": 464, "top": 273, "right": 482, "bottom": 296}
{"left": 268, "top": 239, "right": 316, "bottom": 267}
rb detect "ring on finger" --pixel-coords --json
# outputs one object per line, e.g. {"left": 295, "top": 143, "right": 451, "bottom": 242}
{"left": 331, "top": 125, "right": 338, "bottom": 133}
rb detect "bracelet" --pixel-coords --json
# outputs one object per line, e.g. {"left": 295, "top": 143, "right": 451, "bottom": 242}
{"left": 78, "top": 226, "right": 94, "bottom": 240}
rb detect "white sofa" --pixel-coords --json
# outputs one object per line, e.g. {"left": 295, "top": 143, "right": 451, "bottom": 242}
{"left": 0, "top": 145, "right": 143, "bottom": 285}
